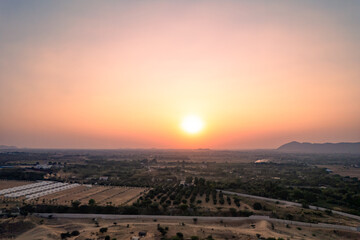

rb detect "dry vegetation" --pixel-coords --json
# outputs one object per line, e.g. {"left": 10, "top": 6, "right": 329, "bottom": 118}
{"left": 1, "top": 216, "right": 359, "bottom": 240}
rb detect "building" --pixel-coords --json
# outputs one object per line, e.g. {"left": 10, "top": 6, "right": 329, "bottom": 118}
{"left": 34, "top": 164, "right": 52, "bottom": 169}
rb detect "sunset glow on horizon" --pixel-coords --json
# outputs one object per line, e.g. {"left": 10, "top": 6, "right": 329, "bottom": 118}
{"left": 0, "top": 1, "right": 359, "bottom": 149}
{"left": 181, "top": 115, "right": 204, "bottom": 134}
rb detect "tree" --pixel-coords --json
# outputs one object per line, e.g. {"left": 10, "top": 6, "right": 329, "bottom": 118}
{"left": 233, "top": 197, "right": 240, "bottom": 207}
{"left": 100, "top": 227, "right": 108, "bottom": 233}
{"left": 176, "top": 232, "right": 184, "bottom": 239}
{"left": 179, "top": 204, "right": 188, "bottom": 211}
{"left": 157, "top": 225, "right": 168, "bottom": 236}
{"left": 185, "top": 176, "right": 193, "bottom": 184}
{"left": 226, "top": 196, "right": 231, "bottom": 205}
{"left": 253, "top": 202, "right": 262, "bottom": 210}
{"left": 71, "top": 200, "right": 81, "bottom": 208}
{"left": 229, "top": 208, "right": 237, "bottom": 216}
{"left": 89, "top": 199, "right": 96, "bottom": 206}
{"left": 105, "top": 236, "right": 110, "bottom": 240}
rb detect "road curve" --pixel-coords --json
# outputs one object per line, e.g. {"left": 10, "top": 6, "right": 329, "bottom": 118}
{"left": 218, "top": 190, "right": 360, "bottom": 221}
{"left": 34, "top": 213, "right": 359, "bottom": 232}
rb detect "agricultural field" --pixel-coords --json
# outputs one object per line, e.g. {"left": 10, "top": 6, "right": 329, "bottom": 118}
{"left": 0, "top": 180, "right": 34, "bottom": 190}
{"left": 317, "top": 165, "right": 360, "bottom": 179}
{"left": 35, "top": 185, "right": 147, "bottom": 206}
{"left": 136, "top": 182, "right": 360, "bottom": 228}
{"left": 0, "top": 150, "right": 360, "bottom": 240}
{"left": 0, "top": 180, "right": 148, "bottom": 208}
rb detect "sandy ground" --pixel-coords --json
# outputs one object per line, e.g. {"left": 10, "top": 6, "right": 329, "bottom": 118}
{"left": 1, "top": 216, "right": 358, "bottom": 240}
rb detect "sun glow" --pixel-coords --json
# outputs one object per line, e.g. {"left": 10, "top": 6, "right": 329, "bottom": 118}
{"left": 181, "top": 115, "right": 204, "bottom": 134}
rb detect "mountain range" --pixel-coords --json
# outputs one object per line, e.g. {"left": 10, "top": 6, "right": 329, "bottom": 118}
{"left": 277, "top": 141, "right": 360, "bottom": 154}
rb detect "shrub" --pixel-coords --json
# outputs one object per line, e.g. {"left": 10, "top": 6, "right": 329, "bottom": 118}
{"left": 176, "top": 232, "right": 184, "bottom": 239}
{"left": 71, "top": 230, "right": 80, "bottom": 236}
{"left": 253, "top": 202, "right": 262, "bottom": 210}
{"left": 238, "top": 210, "right": 253, "bottom": 217}
{"left": 60, "top": 232, "right": 71, "bottom": 239}
{"left": 88, "top": 199, "right": 96, "bottom": 206}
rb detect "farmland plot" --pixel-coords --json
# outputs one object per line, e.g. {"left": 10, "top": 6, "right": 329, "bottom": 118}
{"left": 0, "top": 180, "right": 34, "bottom": 190}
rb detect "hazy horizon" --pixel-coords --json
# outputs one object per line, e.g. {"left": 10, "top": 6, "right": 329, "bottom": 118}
{"left": 1, "top": 1, "right": 359, "bottom": 149}
{"left": 2, "top": 140, "right": 360, "bottom": 151}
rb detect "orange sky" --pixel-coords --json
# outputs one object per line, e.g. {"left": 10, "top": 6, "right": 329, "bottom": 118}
{"left": 0, "top": 1, "right": 359, "bottom": 149}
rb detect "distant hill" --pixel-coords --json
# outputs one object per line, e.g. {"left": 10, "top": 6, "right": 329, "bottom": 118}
{"left": 0, "top": 145, "right": 18, "bottom": 149}
{"left": 277, "top": 141, "right": 360, "bottom": 154}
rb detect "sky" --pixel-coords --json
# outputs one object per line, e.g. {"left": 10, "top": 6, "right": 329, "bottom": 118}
{"left": 0, "top": 0, "right": 359, "bottom": 149}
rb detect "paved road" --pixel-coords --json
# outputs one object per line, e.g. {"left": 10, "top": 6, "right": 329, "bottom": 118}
{"left": 34, "top": 213, "right": 359, "bottom": 232}
{"left": 219, "top": 190, "right": 360, "bottom": 221}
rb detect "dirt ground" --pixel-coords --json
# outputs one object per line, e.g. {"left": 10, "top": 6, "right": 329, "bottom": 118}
{"left": 1, "top": 216, "right": 359, "bottom": 240}
{"left": 317, "top": 165, "right": 360, "bottom": 179}
{"left": 0, "top": 180, "right": 34, "bottom": 190}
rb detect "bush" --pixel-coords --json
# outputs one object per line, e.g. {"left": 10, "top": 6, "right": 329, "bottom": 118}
{"left": 226, "top": 196, "right": 231, "bottom": 205}
{"left": 88, "top": 198, "right": 96, "bottom": 206}
{"left": 176, "top": 232, "right": 184, "bottom": 239}
{"left": 157, "top": 224, "right": 168, "bottom": 236}
{"left": 325, "top": 209, "right": 332, "bottom": 215}
{"left": 71, "top": 200, "right": 81, "bottom": 208}
{"left": 60, "top": 232, "right": 71, "bottom": 239}
{"left": 229, "top": 208, "right": 237, "bottom": 216}
{"left": 238, "top": 210, "right": 253, "bottom": 217}
{"left": 233, "top": 197, "right": 240, "bottom": 207}
{"left": 253, "top": 202, "right": 262, "bottom": 210}
{"left": 71, "top": 230, "right": 80, "bottom": 236}
{"left": 100, "top": 227, "right": 108, "bottom": 233}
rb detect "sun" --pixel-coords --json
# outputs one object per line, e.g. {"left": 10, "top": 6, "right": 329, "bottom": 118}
{"left": 181, "top": 115, "right": 204, "bottom": 134}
